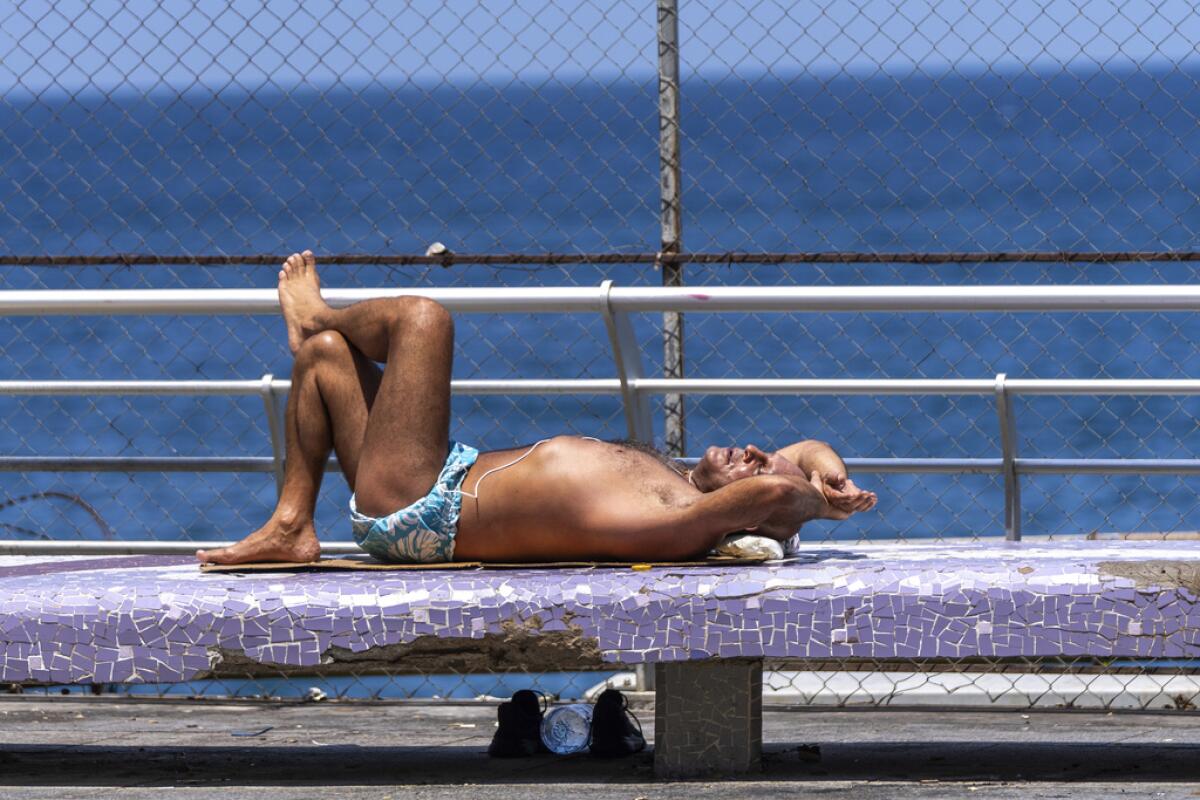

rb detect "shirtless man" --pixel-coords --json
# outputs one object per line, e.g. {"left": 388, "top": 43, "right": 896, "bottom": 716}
{"left": 196, "top": 251, "right": 877, "bottom": 566}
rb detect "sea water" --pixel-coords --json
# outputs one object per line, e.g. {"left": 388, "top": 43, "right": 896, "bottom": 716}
{"left": 3, "top": 69, "right": 1200, "bottom": 696}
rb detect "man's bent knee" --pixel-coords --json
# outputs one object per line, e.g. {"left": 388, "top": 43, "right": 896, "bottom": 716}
{"left": 296, "top": 330, "right": 349, "bottom": 362}
{"left": 390, "top": 296, "right": 452, "bottom": 338}
{"left": 293, "top": 330, "right": 356, "bottom": 376}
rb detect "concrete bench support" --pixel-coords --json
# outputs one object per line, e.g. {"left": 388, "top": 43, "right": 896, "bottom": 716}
{"left": 654, "top": 659, "right": 763, "bottom": 777}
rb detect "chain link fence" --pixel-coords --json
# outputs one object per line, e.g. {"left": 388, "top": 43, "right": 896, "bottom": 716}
{"left": 5, "top": 0, "right": 1200, "bottom": 708}
{"left": 19, "top": 657, "right": 1200, "bottom": 714}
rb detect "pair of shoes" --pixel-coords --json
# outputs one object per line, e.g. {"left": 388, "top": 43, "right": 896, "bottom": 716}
{"left": 487, "top": 689, "right": 549, "bottom": 758}
{"left": 488, "top": 687, "right": 646, "bottom": 758}
{"left": 589, "top": 688, "right": 646, "bottom": 758}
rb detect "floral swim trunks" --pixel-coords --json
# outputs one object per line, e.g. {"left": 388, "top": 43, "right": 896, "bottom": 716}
{"left": 349, "top": 441, "right": 480, "bottom": 563}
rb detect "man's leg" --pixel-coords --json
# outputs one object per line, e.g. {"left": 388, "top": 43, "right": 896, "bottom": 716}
{"left": 322, "top": 291, "right": 453, "bottom": 517}
{"left": 272, "top": 251, "right": 454, "bottom": 517}
{"left": 198, "top": 250, "right": 455, "bottom": 563}
{"left": 197, "top": 329, "right": 381, "bottom": 563}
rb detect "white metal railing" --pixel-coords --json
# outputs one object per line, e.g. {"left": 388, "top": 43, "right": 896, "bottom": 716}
{"left": 10, "top": 284, "right": 1200, "bottom": 314}
{"left": 5, "top": 282, "right": 1200, "bottom": 552}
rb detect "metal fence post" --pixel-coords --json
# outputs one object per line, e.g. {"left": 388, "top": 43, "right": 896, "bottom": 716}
{"left": 600, "top": 280, "right": 654, "bottom": 442}
{"left": 644, "top": 0, "right": 685, "bottom": 696}
{"left": 994, "top": 373, "right": 1021, "bottom": 540}
{"left": 657, "top": 0, "right": 685, "bottom": 460}
{"left": 260, "top": 374, "right": 286, "bottom": 497}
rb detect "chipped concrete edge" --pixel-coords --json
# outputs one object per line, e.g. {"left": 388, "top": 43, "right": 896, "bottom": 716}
{"left": 1098, "top": 561, "right": 1200, "bottom": 596}
{"left": 201, "top": 621, "right": 608, "bottom": 678}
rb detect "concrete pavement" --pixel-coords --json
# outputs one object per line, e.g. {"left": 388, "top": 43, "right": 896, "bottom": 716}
{"left": 0, "top": 697, "right": 1198, "bottom": 798}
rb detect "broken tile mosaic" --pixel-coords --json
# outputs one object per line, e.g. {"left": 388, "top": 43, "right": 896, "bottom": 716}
{"left": 0, "top": 541, "right": 1196, "bottom": 684}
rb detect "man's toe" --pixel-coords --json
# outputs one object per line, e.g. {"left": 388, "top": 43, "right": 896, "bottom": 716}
{"left": 200, "top": 547, "right": 236, "bottom": 564}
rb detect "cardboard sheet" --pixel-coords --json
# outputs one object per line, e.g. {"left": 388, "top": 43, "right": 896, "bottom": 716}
{"left": 200, "top": 552, "right": 765, "bottom": 573}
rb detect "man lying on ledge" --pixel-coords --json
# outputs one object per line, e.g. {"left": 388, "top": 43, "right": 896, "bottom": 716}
{"left": 197, "top": 251, "right": 877, "bottom": 566}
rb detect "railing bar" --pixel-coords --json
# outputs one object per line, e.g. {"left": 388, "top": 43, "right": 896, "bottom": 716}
{"left": 635, "top": 379, "right": 992, "bottom": 394}
{"left": 995, "top": 373, "right": 1021, "bottom": 541}
{"left": 0, "top": 287, "right": 609, "bottom": 315}
{"left": 0, "top": 380, "right": 270, "bottom": 395}
{"left": 0, "top": 457, "right": 280, "bottom": 473}
{"left": 1006, "top": 379, "right": 1200, "bottom": 394}
{"left": 0, "top": 540, "right": 364, "bottom": 555}
{"left": 638, "top": 378, "right": 1200, "bottom": 395}
{"left": 844, "top": 458, "right": 1003, "bottom": 474}
{"left": 11, "top": 285, "right": 1200, "bottom": 315}
{"left": 0, "top": 379, "right": 624, "bottom": 396}
{"left": 609, "top": 286, "right": 1200, "bottom": 313}
{"left": 600, "top": 280, "right": 653, "bottom": 441}
{"left": 0, "top": 457, "right": 341, "bottom": 473}
{"left": 12, "top": 378, "right": 1200, "bottom": 397}
{"left": 1015, "top": 459, "right": 1200, "bottom": 475}
{"left": 6, "top": 455, "right": 1200, "bottom": 476}
{"left": 260, "top": 374, "right": 285, "bottom": 495}
{"left": 7, "top": 251, "right": 1200, "bottom": 267}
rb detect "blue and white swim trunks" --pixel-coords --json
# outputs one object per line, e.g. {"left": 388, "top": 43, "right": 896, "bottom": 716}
{"left": 349, "top": 441, "right": 480, "bottom": 563}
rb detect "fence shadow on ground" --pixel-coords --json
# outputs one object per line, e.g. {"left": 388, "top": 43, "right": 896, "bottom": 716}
{"left": 3, "top": 739, "right": 1200, "bottom": 785}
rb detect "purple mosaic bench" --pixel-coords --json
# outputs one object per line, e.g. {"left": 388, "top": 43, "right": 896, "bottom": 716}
{"left": 2, "top": 540, "right": 1199, "bottom": 776}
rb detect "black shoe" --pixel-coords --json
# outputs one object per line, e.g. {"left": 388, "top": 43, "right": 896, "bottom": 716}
{"left": 488, "top": 689, "right": 547, "bottom": 757}
{"left": 589, "top": 688, "right": 646, "bottom": 758}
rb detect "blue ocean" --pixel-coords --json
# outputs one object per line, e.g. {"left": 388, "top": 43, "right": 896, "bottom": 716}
{"left": 4, "top": 67, "right": 1200, "bottom": 549}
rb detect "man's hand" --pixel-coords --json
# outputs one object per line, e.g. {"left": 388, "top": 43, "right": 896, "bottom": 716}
{"left": 773, "top": 440, "right": 877, "bottom": 517}
{"left": 810, "top": 471, "right": 877, "bottom": 517}
{"left": 749, "top": 472, "right": 873, "bottom": 539}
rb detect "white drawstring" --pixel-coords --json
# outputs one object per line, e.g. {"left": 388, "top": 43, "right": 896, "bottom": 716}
{"left": 457, "top": 436, "right": 602, "bottom": 501}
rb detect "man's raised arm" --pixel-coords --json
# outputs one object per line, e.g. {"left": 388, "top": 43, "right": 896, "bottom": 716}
{"left": 774, "top": 439, "right": 877, "bottom": 516}
{"left": 735, "top": 473, "right": 856, "bottom": 541}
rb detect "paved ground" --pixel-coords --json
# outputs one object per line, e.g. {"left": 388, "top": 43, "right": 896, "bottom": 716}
{"left": 1, "top": 697, "right": 1200, "bottom": 798}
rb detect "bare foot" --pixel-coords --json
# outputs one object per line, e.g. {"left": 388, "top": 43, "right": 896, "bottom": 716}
{"left": 279, "top": 249, "right": 330, "bottom": 354}
{"left": 196, "top": 514, "right": 321, "bottom": 565}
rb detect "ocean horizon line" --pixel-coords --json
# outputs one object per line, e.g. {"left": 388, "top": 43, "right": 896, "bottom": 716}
{"left": 5, "top": 54, "right": 1200, "bottom": 107}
